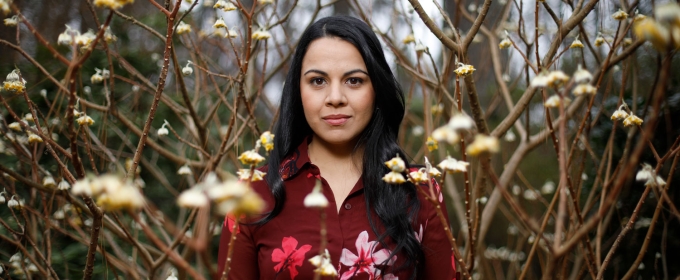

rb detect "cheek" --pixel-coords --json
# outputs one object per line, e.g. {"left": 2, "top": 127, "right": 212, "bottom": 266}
{"left": 300, "top": 89, "right": 319, "bottom": 118}
{"left": 358, "top": 91, "right": 375, "bottom": 118}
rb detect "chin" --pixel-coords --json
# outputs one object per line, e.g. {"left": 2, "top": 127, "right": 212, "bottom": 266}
{"left": 315, "top": 131, "right": 361, "bottom": 146}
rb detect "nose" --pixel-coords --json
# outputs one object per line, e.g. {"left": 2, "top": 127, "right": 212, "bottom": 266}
{"left": 325, "top": 82, "right": 347, "bottom": 107}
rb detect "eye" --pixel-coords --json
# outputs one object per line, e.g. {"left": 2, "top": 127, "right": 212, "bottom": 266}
{"left": 310, "top": 78, "right": 326, "bottom": 86}
{"left": 346, "top": 77, "right": 363, "bottom": 86}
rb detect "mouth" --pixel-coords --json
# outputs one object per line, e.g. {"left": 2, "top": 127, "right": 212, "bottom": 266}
{"left": 322, "top": 114, "right": 351, "bottom": 126}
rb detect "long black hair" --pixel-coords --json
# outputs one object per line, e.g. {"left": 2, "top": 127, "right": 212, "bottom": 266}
{"left": 263, "top": 16, "right": 424, "bottom": 277}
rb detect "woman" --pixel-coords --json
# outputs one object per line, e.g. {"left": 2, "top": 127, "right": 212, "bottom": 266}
{"left": 217, "top": 16, "right": 456, "bottom": 279}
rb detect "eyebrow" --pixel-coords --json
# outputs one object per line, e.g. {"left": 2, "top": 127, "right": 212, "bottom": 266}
{"left": 303, "top": 69, "right": 369, "bottom": 77}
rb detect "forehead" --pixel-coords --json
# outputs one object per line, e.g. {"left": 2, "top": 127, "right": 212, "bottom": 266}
{"left": 301, "top": 37, "right": 367, "bottom": 71}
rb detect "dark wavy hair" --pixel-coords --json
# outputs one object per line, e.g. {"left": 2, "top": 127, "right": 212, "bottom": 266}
{"left": 262, "top": 16, "right": 424, "bottom": 277}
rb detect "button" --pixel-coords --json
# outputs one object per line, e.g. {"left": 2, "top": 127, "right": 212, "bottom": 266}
{"left": 344, "top": 203, "right": 352, "bottom": 210}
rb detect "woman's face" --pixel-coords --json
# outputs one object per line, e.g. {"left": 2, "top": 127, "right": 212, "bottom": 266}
{"left": 300, "top": 37, "right": 375, "bottom": 147}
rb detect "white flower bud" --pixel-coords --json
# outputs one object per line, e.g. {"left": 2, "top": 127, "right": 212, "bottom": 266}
{"left": 43, "top": 176, "right": 57, "bottom": 188}
{"left": 58, "top": 180, "right": 71, "bottom": 190}
{"left": 178, "top": 189, "right": 209, "bottom": 208}
{"left": 182, "top": 61, "right": 193, "bottom": 76}
{"left": 157, "top": 127, "right": 169, "bottom": 136}
{"left": 53, "top": 209, "right": 65, "bottom": 220}
{"left": 178, "top": 165, "right": 192, "bottom": 175}
{"left": 304, "top": 181, "right": 328, "bottom": 208}
{"left": 541, "top": 181, "right": 556, "bottom": 194}
{"left": 438, "top": 156, "right": 469, "bottom": 173}
{"left": 58, "top": 25, "right": 75, "bottom": 46}
{"left": 448, "top": 113, "right": 475, "bottom": 131}
{"left": 384, "top": 154, "right": 406, "bottom": 172}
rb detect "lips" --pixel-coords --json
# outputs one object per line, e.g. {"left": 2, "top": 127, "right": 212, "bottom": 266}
{"left": 322, "top": 114, "right": 350, "bottom": 125}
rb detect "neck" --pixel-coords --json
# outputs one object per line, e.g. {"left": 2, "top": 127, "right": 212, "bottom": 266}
{"left": 308, "top": 135, "right": 363, "bottom": 171}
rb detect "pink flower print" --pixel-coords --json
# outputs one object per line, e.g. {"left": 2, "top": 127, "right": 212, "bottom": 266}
{"left": 377, "top": 273, "right": 399, "bottom": 280}
{"left": 225, "top": 214, "right": 240, "bottom": 234}
{"left": 415, "top": 224, "right": 423, "bottom": 243}
{"left": 339, "top": 231, "right": 396, "bottom": 280}
{"left": 434, "top": 180, "right": 443, "bottom": 203}
{"left": 271, "top": 236, "right": 312, "bottom": 279}
{"left": 451, "top": 254, "right": 458, "bottom": 278}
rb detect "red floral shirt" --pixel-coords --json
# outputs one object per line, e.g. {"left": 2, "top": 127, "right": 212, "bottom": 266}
{"left": 217, "top": 140, "right": 458, "bottom": 279}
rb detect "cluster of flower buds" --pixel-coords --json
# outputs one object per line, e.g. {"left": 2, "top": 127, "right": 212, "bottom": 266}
{"left": 635, "top": 163, "right": 666, "bottom": 187}
{"left": 438, "top": 156, "right": 469, "bottom": 173}
{"left": 237, "top": 169, "right": 266, "bottom": 181}
{"left": 531, "top": 70, "right": 570, "bottom": 89}
{"left": 75, "top": 30, "right": 96, "bottom": 47}
{"left": 214, "top": 0, "right": 237, "bottom": 11}
{"left": 7, "top": 253, "right": 39, "bottom": 276}
{"left": 612, "top": 9, "right": 629, "bottom": 21}
{"left": 466, "top": 134, "right": 500, "bottom": 156}
{"left": 571, "top": 65, "right": 596, "bottom": 96}
{"left": 426, "top": 136, "right": 438, "bottom": 152}
{"left": 453, "top": 63, "right": 476, "bottom": 76}
{"left": 308, "top": 249, "right": 338, "bottom": 276}
{"left": 90, "top": 68, "right": 110, "bottom": 84}
{"left": 4, "top": 15, "right": 18, "bottom": 26}
{"left": 176, "top": 21, "right": 192, "bottom": 35}
{"left": 252, "top": 28, "right": 272, "bottom": 40}
{"left": 260, "top": 131, "right": 275, "bottom": 152}
{"left": 2, "top": 69, "right": 26, "bottom": 93}
{"left": 484, "top": 246, "right": 527, "bottom": 262}
{"left": 402, "top": 34, "right": 415, "bottom": 44}
{"left": 93, "top": 0, "right": 134, "bottom": 10}
{"left": 610, "top": 103, "right": 643, "bottom": 127}
{"left": 570, "top": 35, "right": 584, "bottom": 49}
{"left": 633, "top": 2, "right": 680, "bottom": 51}
{"left": 499, "top": 31, "right": 512, "bottom": 49}
{"left": 57, "top": 25, "right": 96, "bottom": 48}
{"left": 6, "top": 195, "right": 24, "bottom": 209}
{"left": 0, "top": 0, "right": 9, "bottom": 15}
{"left": 237, "top": 131, "right": 274, "bottom": 168}
{"left": 533, "top": 65, "right": 597, "bottom": 108}
{"left": 104, "top": 26, "right": 117, "bottom": 43}
{"left": 407, "top": 158, "right": 442, "bottom": 185}
{"left": 213, "top": 17, "right": 227, "bottom": 29}
{"left": 224, "top": 29, "right": 238, "bottom": 38}
{"left": 383, "top": 154, "right": 406, "bottom": 184}
{"left": 431, "top": 112, "right": 475, "bottom": 146}
{"left": 76, "top": 115, "right": 95, "bottom": 126}
{"left": 71, "top": 174, "right": 145, "bottom": 211}
{"left": 238, "top": 150, "right": 265, "bottom": 166}
{"left": 594, "top": 32, "right": 608, "bottom": 47}
{"left": 177, "top": 172, "right": 265, "bottom": 215}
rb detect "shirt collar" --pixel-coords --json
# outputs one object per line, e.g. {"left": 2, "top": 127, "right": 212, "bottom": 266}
{"left": 279, "top": 137, "right": 366, "bottom": 197}
{"left": 279, "top": 137, "right": 312, "bottom": 180}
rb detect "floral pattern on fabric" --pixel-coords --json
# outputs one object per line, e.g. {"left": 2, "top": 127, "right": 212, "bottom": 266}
{"left": 271, "top": 236, "right": 312, "bottom": 279}
{"left": 224, "top": 214, "right": 240, "bottom": 234}
{"left": 279, "top": 150, "right": 301, "bottom": 180}
{"left": 434, "top": 180, "right": 443, "bottom": 203}
{"left": 415, "top": 222, "right": 426, "bottom": 243}
{"left": 339, "top": 231, "right": 397, "bottom": 280}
